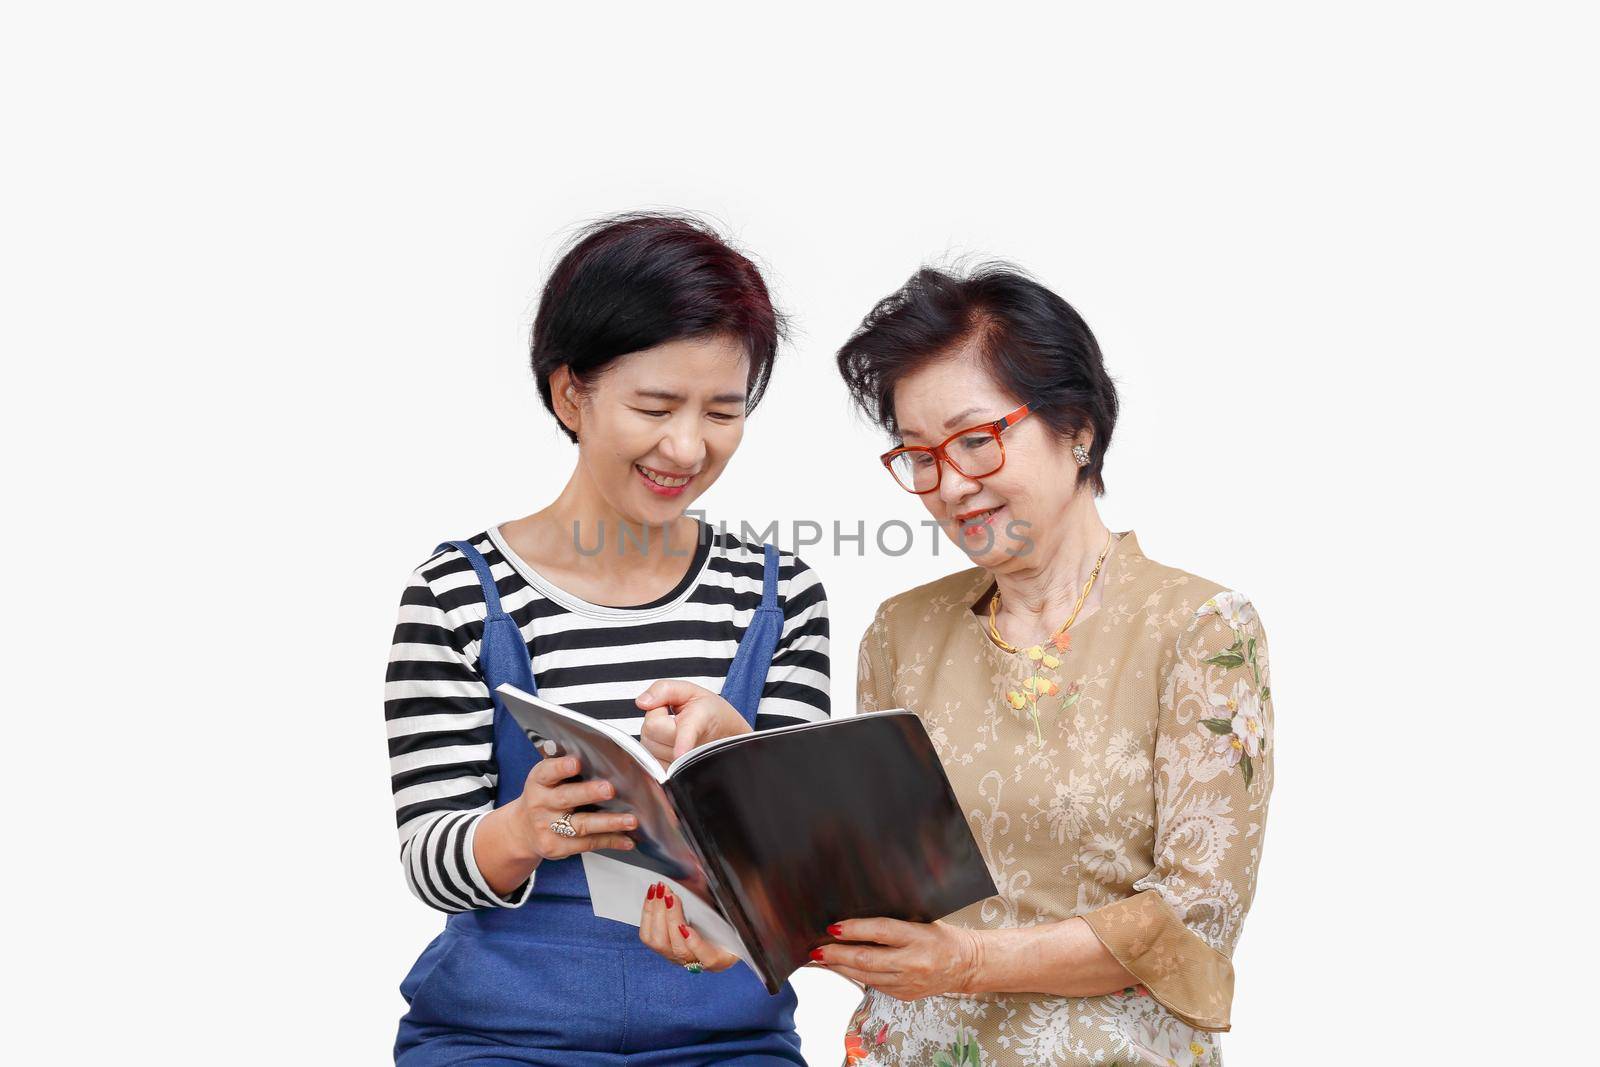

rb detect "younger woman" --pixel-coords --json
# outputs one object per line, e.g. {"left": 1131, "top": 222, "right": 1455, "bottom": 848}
{"left": 385, "top": 214, "right": 830, "bottom": 1065}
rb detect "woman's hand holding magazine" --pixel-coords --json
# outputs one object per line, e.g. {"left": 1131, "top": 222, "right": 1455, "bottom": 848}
{"left": 639, "top": 879, "right": 742, "bottom": 973}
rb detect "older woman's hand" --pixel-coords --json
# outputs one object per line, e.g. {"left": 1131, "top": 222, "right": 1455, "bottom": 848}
{"left": 637, "top": 881, "right": 741, "bottom": 973}
{"left": 815, "top": 918, "right": 983, "bottom": 1001}
{"left": 636, "top": 680, "right": 752, "bottom": 765}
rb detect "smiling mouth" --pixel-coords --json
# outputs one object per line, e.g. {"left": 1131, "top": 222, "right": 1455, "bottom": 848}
{"left": 955, "top": 505, "right": 1004, "bottom": 532}
{"left": 635, "top": 463, "right": 695, "bottom": 492}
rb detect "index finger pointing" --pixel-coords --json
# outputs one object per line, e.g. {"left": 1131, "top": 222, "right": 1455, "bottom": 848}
{"left": 636, "top": 679, "right": 711, "bottom": 711}
{"left": 672, "top": 708, "right": 711, "bottom": 759}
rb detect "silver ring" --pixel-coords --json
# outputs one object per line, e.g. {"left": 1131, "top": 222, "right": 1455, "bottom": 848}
{"left": 549, "top": 812, "right": 578, "bottom": 838}
{"left": 683, "top": 962, "right": 703, "bottom": 974}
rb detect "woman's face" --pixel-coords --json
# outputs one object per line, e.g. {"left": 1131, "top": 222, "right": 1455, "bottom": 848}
{"left": 560, "top": 334, "right": 750, "bottom": 526}
{"left": 890, "top": 351, "right": 1086, "bottom": 571}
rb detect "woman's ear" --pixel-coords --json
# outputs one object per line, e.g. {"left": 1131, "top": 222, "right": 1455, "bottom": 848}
{"left": 549, "top": 365, "right": 583, "bottom": 438}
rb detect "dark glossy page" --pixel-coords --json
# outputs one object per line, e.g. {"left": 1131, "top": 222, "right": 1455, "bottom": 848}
{"left": 673, "top": 711, "right": 996, "bottom": 992}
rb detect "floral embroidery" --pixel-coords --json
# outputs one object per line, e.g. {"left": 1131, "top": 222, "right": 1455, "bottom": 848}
{"left": 1099, "top": 991, "right": 1220, "bottom": 1066}
{"left": 933, "top": 1029, "right": 982, "bottom": 1067}
{"left": 1195, "top": 596, "right": 1271, "bottom": 788}
{"left": 1104, "top": 726, "right": 1151, "bottom": 785}
{"left": 1004, "top": 643, "right": 1080, "bottom": 744}
{"left": 1081, "top": 832, "right": 1135, "bottom": 883}
{"left": 1199, "top": 590, "right": 1255, "bottom": 629}
{"left": 846, "top": 992, "right": 993, "bottom": 1065}
{"left": 843, "top": 1021, "right": 890, "bottom": 1063}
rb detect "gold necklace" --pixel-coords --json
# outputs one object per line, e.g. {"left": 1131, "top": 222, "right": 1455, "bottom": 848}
{"left": 986, "top": 530, "right": 1114, "bottom": 654}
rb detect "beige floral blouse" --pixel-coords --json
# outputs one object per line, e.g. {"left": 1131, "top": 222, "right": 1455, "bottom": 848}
{"left": 842, "top": 532, "right": 1273, "bottom": 1067}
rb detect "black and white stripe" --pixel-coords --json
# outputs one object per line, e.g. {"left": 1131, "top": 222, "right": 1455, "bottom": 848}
{"left": 385, "top": 525, "right": 830, "bottom": 913}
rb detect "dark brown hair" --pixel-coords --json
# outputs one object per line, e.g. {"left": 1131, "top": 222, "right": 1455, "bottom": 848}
{"left": 836, "top": 264, "right": 1118, "bottom": 494}
{"left": 531, "top": 213, "right": 784, "bottom": 443}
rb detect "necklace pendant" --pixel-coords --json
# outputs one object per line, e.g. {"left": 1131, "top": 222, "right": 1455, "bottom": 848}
{"left": 985, "top": 529, "right": 1112, "bottom": 657}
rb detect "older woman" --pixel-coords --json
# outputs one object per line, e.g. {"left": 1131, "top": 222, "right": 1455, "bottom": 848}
{"left": 819, "top": 266, "right": 1273, "bottom": 1066}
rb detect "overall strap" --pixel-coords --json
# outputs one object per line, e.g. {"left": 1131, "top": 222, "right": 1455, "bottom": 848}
{"left": 434, "top": 539, "right": 539, "bottom": 705}
{"left": 437, "top": 539, "right": 507, "bottom": 617}
{"left": 761, "top": 542, "right": 780, "bottom": 610}
{"left": 718, "top": 543, "right": 786, "bottom": 727}
{"left": 436, "top": 540, "right": 540, "bottom": 812}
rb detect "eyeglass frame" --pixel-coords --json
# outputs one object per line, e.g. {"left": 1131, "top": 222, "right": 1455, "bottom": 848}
{"left": 879, "top": 401, "right": 1042, "bottom": 494}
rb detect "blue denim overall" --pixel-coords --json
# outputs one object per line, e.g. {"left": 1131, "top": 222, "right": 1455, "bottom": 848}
{"left": 395, "top": 540, "right": 803, "bottom": 1066}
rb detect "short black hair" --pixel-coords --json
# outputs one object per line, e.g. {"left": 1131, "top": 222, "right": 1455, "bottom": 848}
{"left": 531, "top": 213, "right": 784, "bottom": 443}
{"left": 836, "top": 264, "right": 1118, "bottom": 495}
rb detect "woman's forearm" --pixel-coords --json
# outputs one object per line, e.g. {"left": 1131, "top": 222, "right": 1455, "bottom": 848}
{"left": 472, "top": 801, "right": 542, "bottom": 897}
{"left": 963, "top": 917, "right": 1136, "bottom": 998}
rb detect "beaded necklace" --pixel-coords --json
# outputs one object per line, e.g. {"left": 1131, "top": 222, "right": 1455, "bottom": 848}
{"left": 989, "top": 530, "right": 1114, "bottom": 742}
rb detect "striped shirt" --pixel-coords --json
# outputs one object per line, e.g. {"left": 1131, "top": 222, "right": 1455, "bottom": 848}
{"left": 384, "top": 524, "right": 831, "bottom": 913}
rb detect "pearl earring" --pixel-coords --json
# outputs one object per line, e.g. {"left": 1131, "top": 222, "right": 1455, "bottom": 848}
{"left": 1073, "top": 444, "right": 1091, "bottom": 467}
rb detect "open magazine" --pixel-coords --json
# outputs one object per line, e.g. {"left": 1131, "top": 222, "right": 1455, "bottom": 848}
{"left": 498, "top": 684, "right": 997, "bottom": 994}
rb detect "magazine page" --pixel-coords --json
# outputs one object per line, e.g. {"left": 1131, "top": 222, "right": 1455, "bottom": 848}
{"left": 668, "top": 710, "right": 998, "bottom": 991}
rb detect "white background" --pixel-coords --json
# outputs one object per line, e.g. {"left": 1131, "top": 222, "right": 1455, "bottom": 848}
{"left": 4, "top": 3, "right": 1595, "bottom": 1063}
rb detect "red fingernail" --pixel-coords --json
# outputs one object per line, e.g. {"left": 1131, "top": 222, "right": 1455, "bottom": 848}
{"left": 827, "top": 923, "right": 843, "bottom": 937}
{"left": 665, "top": 892, "right": 674, "bottom": 909}
{"left": 810, "top": 948, "right": 826, "bottom": 962}
{"left": 678, "top": 925, "right": 690, "bottom": 939}
{"left": 647, "top": 884, "right": 657, "bottom": 901}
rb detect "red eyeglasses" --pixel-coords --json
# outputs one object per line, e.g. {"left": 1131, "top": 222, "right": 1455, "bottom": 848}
{"left": 879, "top": 402, "right": 1040, "bottom": 494}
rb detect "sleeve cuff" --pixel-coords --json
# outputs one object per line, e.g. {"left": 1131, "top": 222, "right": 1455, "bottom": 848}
{"left": 1080, "top": 889, "right": 1234, "bottom": 1032}
{"left": 460, "top": 812, "right": 535, "bottom": 908}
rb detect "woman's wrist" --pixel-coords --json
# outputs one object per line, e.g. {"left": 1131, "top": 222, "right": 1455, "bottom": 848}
{"left": 951, "top": 926, "right": 988, "bottom": 995}
{"left": 954, "top": 918, "right": 1136, "bottom": 999}
{"left": 496, "top": 797, "right": 545, "bottom": 863}
{"left": 474, "top": 801, "right": 543, "bottom": 896}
